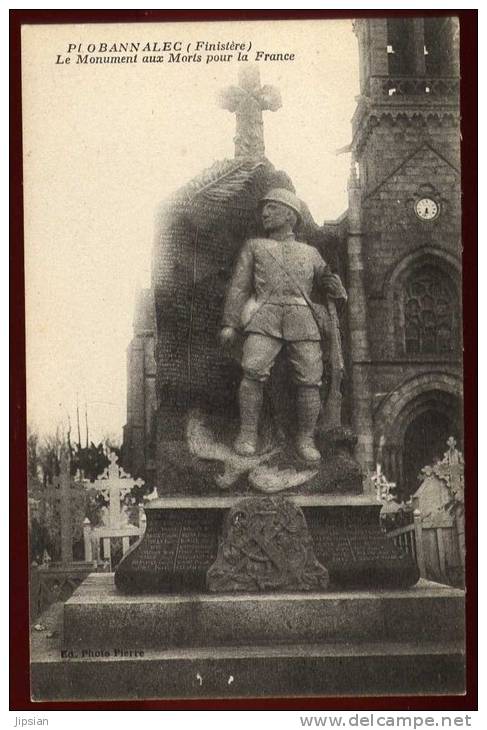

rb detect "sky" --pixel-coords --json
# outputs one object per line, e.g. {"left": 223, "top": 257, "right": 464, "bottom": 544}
{"left": 22, "top": 19, "right": 359, "bottom": 444}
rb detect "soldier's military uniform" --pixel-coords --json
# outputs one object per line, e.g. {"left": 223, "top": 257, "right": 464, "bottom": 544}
{"left": 222, "top": 234, "right": 346, "bottom": 384}
{"left": 222, "top": 189, "right": 346, "bottom": 461}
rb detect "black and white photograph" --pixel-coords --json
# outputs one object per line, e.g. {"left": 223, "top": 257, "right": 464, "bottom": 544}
{"left": 18, "top": 13, "right": 469, "bottom": 704}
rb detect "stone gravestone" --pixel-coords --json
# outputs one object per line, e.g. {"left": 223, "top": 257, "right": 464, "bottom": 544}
{"left": 32, "top": 450, "right": 95, "bottom": 615}
{"left": 412, "top": 438, "right": 465, "bottom": 584}
{"left": 41, "top": 449, "right": 86, "bottom": 564}
{"left": 413, "top": 437, "right": 464, "bottom": 530}
{"left": 116, "top": 66, "right": 419, "bottom": 593}
{"left": 86, "top": 451, "right": 146, "bottom": 566}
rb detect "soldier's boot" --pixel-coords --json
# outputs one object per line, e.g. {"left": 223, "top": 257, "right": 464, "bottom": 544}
{"left": 234, "top": 377, "right": 263, "bottom": 456}
{"left": 295, "top": 386, "right": 322, "bottom": 462}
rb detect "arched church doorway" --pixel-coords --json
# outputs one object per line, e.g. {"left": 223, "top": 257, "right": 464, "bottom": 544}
{"left": 402, "top": 406, "right": 461, "bottom": 498}
{"left": 403, "top": 410, "right": 460, "bottom": 496}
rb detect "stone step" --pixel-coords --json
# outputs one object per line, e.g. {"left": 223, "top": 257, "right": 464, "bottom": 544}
{"left": 63, "top": 573, "right": 464, "bottom": 650}
{"left": 32, "top": 630, "right": 465, "bottom": 700}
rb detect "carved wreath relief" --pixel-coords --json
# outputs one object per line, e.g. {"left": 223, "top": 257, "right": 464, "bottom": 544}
{"left": 207, "top": 496, "right": 329, "bottom": 592}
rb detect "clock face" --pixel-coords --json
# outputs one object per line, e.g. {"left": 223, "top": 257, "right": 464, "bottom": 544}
{"left": 415, "top": 197, "right": 440, "bottom": 221}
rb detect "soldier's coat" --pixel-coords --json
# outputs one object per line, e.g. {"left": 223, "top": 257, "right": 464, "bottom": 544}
{"left": 222, "top": 235, "right": 346, "bottom": 342}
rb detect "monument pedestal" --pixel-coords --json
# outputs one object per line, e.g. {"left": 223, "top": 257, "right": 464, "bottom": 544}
{"left": 31, "top": 574, "right": 465, "bottom": 700}
{"left": 114, "top": 495, "right": 420, "bottom": 593}
{"left": 30, "top": 495, "right": 464, "bottom": 700}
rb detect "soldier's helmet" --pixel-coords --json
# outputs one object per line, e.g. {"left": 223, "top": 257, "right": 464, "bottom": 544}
{"left": 260, "top": 188, "right": 302, "bottom": 223}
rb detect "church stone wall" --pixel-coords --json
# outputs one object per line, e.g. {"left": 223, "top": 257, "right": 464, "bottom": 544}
{"left": 358, "top": 115, "right": 460, "bottom": 195}
{"left": 361, "top": 139, "right": 461, "bottom": 361}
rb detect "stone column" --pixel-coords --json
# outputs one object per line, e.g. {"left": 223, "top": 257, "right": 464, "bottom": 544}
{"left": 352, "top": 19, "right": 369, "bottom": 94}
{"left": 346, "top": 164, "right": 374, "bottom": 471}
{"left": 450, "top": 17, "right": 460, "bottom": 76}
{"left": 368, "top": 19, "right": 389, "bottom": 77}
{"left": 411, "top": 18, "right": 426, "bottom": 76}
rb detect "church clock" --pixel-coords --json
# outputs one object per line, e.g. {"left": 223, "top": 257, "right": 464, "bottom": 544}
{"left": 414, "top": 197, "right": 440, "bottom": 221}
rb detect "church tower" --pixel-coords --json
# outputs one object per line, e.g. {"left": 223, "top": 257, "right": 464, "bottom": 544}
{"left": 349, "top": 17, "right": 462, "bottom": 494}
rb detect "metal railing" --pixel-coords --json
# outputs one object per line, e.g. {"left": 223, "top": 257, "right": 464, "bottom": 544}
{"left": 388, "top": 509, "right": 426, "bottom": 578}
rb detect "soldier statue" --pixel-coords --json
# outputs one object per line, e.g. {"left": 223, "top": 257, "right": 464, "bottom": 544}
{"left": 220, "top": 188, "right": 347, "bottom": 463}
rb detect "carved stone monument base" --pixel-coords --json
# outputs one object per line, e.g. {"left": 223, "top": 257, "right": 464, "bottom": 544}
{"left": 206, "top": 497, "right": 329, "bottom": 592}
{"left": 114, "top": 495, "right": 419, "bottom": 593}
{"left": 31, "top": 573, "right": 465, "bottom": 700}
{"left": 156, "top": 414, "right": 363, "bottom": 496}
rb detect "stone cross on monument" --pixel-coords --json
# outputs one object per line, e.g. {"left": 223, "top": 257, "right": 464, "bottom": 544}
{"left": 219, "top": 65, "right": 282, "bottom": 159}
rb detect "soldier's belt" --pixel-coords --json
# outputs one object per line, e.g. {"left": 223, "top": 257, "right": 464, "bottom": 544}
{"left": 263, "top": 296, "right": 308, "bottom": 306}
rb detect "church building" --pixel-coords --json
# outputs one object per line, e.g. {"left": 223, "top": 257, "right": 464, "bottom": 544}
{"left": 122, "top": 17, "right": 462, "bottom": 497}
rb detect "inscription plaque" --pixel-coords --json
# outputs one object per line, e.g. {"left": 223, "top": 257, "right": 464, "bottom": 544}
{"left": 305, "top": 506, "right": 420, "bottom": 588}
{"left": 115, "top": 503, "right": 419, "bottom": 594}
{"left": 115, "top": 509, "right": 221, "bottom": 593}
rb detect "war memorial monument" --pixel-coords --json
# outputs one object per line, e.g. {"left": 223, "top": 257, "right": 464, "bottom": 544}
{"left": 31, "top": 19, "right": 465, "bottom": 699}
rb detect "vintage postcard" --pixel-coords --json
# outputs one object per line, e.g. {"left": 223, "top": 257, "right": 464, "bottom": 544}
{"left": 21, "top": 15, "right": 466, "bottom": 702}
